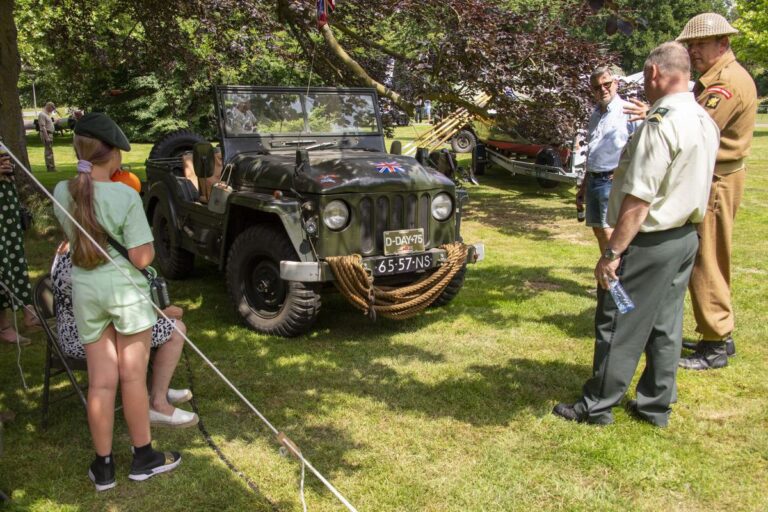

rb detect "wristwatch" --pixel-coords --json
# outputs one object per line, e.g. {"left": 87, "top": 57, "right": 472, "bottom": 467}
{"left": 602, "top": 248, "right": 620, "bottom": 261}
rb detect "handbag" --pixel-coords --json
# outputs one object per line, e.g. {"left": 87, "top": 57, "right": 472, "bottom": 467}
{"left": 106, "top": 236, "right": 171, "bottom": 309}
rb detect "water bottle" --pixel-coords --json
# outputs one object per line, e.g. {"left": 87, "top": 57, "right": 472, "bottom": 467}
{"left": 608, "top": 279, "right": 635, "bottom": 314}
{"left": 577, "top": 207, "right": 585, "bottom": 222}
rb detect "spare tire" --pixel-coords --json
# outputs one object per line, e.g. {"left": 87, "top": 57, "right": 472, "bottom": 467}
{"left": 451, "top": 129, "right": 477, "bottom": 153}
{"left": 149, "top": 129, "right": 207, "bottom": 160}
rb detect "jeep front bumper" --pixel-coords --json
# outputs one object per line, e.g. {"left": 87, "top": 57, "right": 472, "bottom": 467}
{"left": 280, "top": 243, "right": 485, "bottom": 282}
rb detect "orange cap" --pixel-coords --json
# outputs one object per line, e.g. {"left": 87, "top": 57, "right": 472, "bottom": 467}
{"left": 111, "top": 169, "right": 141, "bottom": 193}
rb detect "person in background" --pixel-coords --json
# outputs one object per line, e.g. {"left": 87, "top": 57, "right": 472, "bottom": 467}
{"left": 553, "top": 42, "right": 719, "bottom": 427}
{"left": 53, "top": 112, "right": 181, "bottom": 491}
{"left": 51, "top": 242, "right": 198, "bottom": 428}
{"left": 414, "top": 96, "right": 424, "bottom": 124}
{"left": 675, "top": 13, "right": 758, "bottom": 371}
{"left": 424, "top": 98, "right": 432, "bottom": 123}
{"left": 576, "top": 66, "right": 641, "bottom": 255}
{"left": 0, "top": 151, "right": 39, "bottom": 344}
{"left": 38, "top": 102, "right": 57, "bottom": 172}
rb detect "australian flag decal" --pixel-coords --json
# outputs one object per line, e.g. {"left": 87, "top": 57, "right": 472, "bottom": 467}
{"left": 375, "top": 161, "right": 406, "bottom": 174}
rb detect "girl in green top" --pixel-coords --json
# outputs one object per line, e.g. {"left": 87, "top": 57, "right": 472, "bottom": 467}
{"left": 52, "top": 112, "right": 180, "bottom": 491}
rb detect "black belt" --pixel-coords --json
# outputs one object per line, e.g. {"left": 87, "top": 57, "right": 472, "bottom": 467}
{"left": 590, "top": 170, "right": 614, "bottom": 176}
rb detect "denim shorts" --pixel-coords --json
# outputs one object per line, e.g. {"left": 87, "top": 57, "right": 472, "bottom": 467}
{"left": 585, "top": 172, "right": 613, "bottom": 228}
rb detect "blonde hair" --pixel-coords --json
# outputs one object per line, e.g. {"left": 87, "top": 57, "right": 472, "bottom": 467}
{"left": 69, "top": 134, "right": 117, "bottom": 269}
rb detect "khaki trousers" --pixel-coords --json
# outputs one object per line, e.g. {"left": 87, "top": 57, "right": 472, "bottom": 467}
{"left": 41, "top": 132, "right": 55, "bottom": 172}
{"left": 689, "top": 169, "right": 746, "bottom": 340}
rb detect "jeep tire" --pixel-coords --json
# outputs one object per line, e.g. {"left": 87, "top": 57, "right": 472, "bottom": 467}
{"left": 152, "top": 207, "right": 195, "bottom": 279}
{"left": 226, "top": 225, "right": 321, "bottom": 337}
{"left": 149, "top": 129, "right": 207, "bottom": 159}
{"left": 430, "top": 263, "right": 467, "bottom": 307}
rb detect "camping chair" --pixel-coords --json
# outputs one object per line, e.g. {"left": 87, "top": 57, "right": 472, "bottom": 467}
{"left": 33, "top": 274, "right": 88, "bottom": 429}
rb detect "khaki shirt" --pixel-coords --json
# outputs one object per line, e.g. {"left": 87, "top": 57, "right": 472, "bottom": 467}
{"left": 38, "top": 110, "right": 54, "bottom": 135}
{"left": 694, "top": 50, "right": 757, "bottom": 175}
{"left": 608, "top": 92, "right": 719, "bottom": 232}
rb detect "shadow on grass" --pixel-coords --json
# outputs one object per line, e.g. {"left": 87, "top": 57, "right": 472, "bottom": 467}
{"left": 464, "top": 171, "right": 576, "bottom": 241}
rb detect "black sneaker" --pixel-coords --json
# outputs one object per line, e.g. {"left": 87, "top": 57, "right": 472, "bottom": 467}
{"left": 129, "top": 451, "right": 182, "bottom": 481}
{"left": 88, "top": 456, "right": 116, "bottom": 492}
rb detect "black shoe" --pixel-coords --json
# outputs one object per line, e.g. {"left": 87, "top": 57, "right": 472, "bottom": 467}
{"left": 88, "top": 456, "right": 116, "bottom": 492}
{"left": 679, "top": 341, "right": 728, "bottom": 370}
{"left": 129, "top": 450, "right": 181, "bottom": 481}
{"left": 552, "top": 403, "right": 583, "bottom": 423}
{"left": 682, "top": 336, "right": 735, "bottom": 357}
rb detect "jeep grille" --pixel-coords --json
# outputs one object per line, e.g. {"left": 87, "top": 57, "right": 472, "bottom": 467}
{"left": 359, "top": 193, "right": 431, "bottom": 255}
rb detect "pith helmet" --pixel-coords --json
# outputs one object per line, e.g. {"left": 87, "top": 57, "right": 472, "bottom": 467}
{"left": 677, "top": 13, "right": 738, "bottom": 42}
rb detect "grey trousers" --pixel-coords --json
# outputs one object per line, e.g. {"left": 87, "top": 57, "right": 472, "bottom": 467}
{"left": 574, "top": 224, "right": 698, "bottom": 426}
{"left": 41, "top": 132, "right": 55, "bottom": 172}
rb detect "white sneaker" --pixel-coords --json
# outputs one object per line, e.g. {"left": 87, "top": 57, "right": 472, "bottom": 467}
{"left": 166, "top": 388, "right": 193, "bottom": 405}
{"left": 149, "top": 407, "right": 199, "bottom": 428}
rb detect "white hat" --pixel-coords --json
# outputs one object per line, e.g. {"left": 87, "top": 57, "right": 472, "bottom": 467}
{"left": 676, "top": 13, "right": 738, "bottom": 42}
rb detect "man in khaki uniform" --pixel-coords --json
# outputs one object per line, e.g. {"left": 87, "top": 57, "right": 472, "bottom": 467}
{"left": 37, "top": 101, "right": 56, "bottom": 172}
{"left": 676, "top": 13, "right": 757, "bottom": 371}
{"left": 553, "top": 42, "right": 719, "bottom": 427}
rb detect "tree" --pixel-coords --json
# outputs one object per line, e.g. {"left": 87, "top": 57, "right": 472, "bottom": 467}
{"left": 0, "top": 0, "right": 34, "bottom": 197}
{"left": 732, "top": 0, "right": 768, "bottom": 69}
{"left": 577, "top": 0, "right": 730, "bottom": 74}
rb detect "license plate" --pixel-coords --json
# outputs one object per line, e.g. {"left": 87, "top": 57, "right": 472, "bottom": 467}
{"left": 383, "top": 228, "right": 425, "bottom": 256}
{"left": 373, "top": 253, "right": 433, "bottom": 276}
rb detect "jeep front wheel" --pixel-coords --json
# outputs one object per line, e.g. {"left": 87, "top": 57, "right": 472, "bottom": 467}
{"left": 226, "top": 225, "right": 321, "bottom": 337}
{"left": 152, "top": 207, "right": 194, "bottom": 279}
{"left": 430, "top": 263, "right": 467, "bottom": 307}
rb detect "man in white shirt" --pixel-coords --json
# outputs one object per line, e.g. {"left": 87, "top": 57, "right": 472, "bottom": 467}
{"left": 577, "top": 68, "right": 640, "bottom": 255}
{"left": 38, "top": 101, "right": 56, "bottom": 172}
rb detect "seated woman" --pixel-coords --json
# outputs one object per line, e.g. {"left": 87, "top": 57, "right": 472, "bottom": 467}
{"left": 51, "top": 242, "right": 198, "bottom": 428}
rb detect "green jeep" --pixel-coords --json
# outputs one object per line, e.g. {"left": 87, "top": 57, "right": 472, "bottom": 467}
{"left": 143, "top": 86, "right": 484, "bottom": 337}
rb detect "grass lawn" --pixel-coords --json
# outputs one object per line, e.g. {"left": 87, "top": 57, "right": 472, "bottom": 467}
{"left": 1, "top": 126, "right": 767, "bottom": 511}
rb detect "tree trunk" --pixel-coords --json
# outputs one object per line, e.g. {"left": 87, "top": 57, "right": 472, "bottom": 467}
{"left": 0, "top": 0, "right": 36, "bottom": 199}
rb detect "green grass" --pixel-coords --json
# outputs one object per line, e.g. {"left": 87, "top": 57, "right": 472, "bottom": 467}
{"left": 1, "top": 128, "right": 767, "bottom": 511}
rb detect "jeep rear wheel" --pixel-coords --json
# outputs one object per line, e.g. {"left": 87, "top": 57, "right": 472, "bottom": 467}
{"left": 430, "top": 263, "right": 467, "bottom": 307}
{"left": 152, "top": 207, "right": 194, "bottom": 279}
{"left": 226, "top": 225, "right": 321, "bottom": 337}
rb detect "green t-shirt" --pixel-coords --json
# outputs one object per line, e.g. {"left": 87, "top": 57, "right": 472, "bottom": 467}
{"left": 53, "top": 180, "right": 154, "bottom": 263}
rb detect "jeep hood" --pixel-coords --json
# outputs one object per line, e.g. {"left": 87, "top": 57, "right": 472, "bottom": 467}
{"left": 233, "top": 150, "right": 454, "bottom": 194}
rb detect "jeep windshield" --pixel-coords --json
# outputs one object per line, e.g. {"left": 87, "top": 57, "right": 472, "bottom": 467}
{"left": 221, "top": 90, "right": 380, "bottom": 137}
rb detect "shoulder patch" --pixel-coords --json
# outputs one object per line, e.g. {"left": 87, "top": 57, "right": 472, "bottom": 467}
{"left": 646, "top": 107, "right": 669, "bottom": 124}
{"left": 705, "top": 95, "right": 722, "bottom": 109}
{"left": 705, "top": 86, "right": 733, "bottom": 99}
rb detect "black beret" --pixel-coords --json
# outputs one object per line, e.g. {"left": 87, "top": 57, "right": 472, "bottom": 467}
{"left": 74, "top": 112, "right": 131, "bottom": 151}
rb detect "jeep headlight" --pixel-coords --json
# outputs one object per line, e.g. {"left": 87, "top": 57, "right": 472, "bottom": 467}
{"left": 431, "top": 193, "right": 453, "bottom": 221}
{"left": 322, "top": 200, "right": 350, "bottom": 230}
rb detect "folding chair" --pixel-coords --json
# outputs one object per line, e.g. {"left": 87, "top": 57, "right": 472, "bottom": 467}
{"left": 33, "top": 274, "right": 88, "bottom": 429}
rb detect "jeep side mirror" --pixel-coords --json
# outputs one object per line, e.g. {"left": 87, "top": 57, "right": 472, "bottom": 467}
{"left": 390, "top": 140, "right": 402, "bottom": 155}
{"left": 193, "top": 142, "right": 215, "bottom": 178}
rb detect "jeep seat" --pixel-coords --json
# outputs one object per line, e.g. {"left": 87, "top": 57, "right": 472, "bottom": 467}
{"left": 176, "top": 176, "right": 200, "bottom": 202}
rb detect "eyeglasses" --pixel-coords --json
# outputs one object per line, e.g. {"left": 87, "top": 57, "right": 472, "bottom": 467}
{"left": 592, "top": 80, "right": 614, "bottom": 91}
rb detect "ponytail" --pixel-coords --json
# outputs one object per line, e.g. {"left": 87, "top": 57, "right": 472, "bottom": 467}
{"left": 69, "top": 134, "right": 116, "bottom": 269}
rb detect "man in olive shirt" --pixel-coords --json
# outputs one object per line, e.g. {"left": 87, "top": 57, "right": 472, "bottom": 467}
{"left": 676, "top": 13, "right": 758, "bottom": 371}
{"left": 37, "top": 101, "right": 56, "bottom": 172}
{"left": 553, "top": 42, "right": 719, "bottom": 427}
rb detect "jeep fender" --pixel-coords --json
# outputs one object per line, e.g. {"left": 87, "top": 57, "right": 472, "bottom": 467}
{"left": 220, "top": 192, "right": 311, "bottom": 267}
{"left": 144, "top": 181, "right": 183, "bottom": 244}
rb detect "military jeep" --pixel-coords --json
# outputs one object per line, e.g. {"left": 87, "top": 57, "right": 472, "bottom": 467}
{"left": 143, "top": 86, "right": 484, "bottom": 337}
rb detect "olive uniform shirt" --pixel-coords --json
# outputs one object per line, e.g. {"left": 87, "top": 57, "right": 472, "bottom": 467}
{"left": 608, "top": 92, "right": 719, "bottom": 232}
{"left": 694, "top": 50, "right": 757, "bottom": 175}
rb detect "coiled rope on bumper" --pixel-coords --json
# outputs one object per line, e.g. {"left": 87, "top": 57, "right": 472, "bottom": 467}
{"left": 327, "top": 242, "right": 468, "bottom": 320}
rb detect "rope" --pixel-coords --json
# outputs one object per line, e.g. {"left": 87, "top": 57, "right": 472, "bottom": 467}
{"left": 327, "top": 242, "right": 468, "bottom": 320}
{"left": 0, "top": 141, "right": 359, "bottom": 512}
